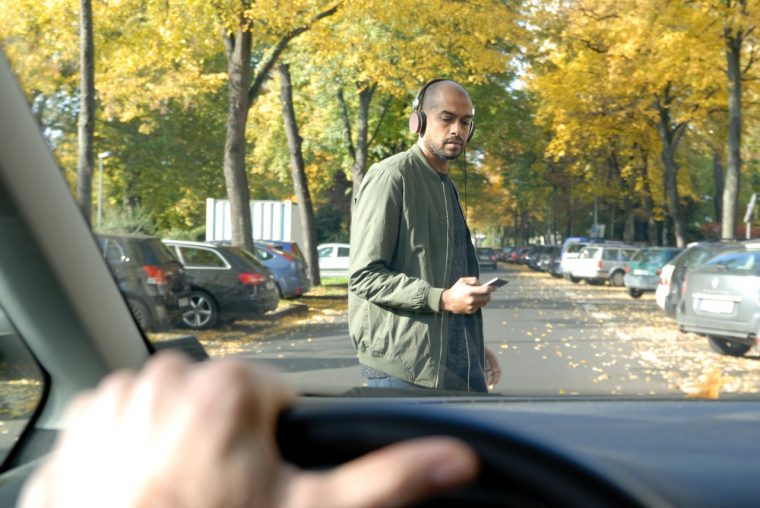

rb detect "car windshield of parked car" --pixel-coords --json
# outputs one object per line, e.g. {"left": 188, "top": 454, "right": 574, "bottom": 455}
{"left": 5, "top": 1, "right": 760, "bottom": 404}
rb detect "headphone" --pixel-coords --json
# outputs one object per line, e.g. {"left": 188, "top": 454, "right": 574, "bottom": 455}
{"left": 408, "top": 78, "right": 476, "bottom": 143}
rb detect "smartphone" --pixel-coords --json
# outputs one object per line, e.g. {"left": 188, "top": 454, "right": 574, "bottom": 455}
{"left": 484, "top": 277, "right": 509, "bottom": 288}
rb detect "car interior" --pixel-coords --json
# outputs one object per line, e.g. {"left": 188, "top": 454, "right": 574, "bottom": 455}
{"left": 3, "top": 40, "right": 760, "bottom": 508}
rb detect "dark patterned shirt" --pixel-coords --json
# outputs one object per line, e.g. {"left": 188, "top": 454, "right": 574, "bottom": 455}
{"left": 440, "top": 173, "right": 487, "bottom": 392}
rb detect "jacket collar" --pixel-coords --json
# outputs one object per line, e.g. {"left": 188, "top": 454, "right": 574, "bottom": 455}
{"left": 411, "top": 144, "right": 447, "bottom": 179}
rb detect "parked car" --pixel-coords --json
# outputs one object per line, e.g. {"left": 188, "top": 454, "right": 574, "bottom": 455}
{"left": 509, "top": 245, "right": 531, "bottom": 263}
{"left": 317, "top": 242, "right": 350, "bottom": 278}
{"left": 163, "top": 240, "right": 279, "bottom": 329}
{"left": 524, "top": 245, "right": 544, "bottom": 271}
{"left": 535, "top": 245, "right": 560, "bottom": 272}
{"left": 659, "top": 241, "right": 740, "bottom": 317}
{"left": 559, "top": 238, "right": 627, "bottom": 282}
{"left": 253, "top": 241, "right": 311, "bottom": 298}
{"left": 654, "top": 261, "right": 677, "bottom": 311}
{"left": 676, "top": 243, "right": 760, "bottom": 356}
{"left": 623, "top": 247, "right": 683, "bottom": 298}
{"left": 571, "top": 244, "right": 638, "bottom": 286}
{"left": 496, "top": 247, "right": 513, "bottom": 262}
{"left": 96, "top": 233, "right": 190, "bottom": 331}
{"left": 476, "top": 247, "right": 498, "bottom": 270}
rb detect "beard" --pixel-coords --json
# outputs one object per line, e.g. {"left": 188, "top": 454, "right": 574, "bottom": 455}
{"left": 425, "top": 137, "right": 464, "bottom": 161}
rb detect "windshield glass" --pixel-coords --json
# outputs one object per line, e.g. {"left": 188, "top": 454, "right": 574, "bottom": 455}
{"left": 565, "top": 243, "right": 587, "bottom": 255}
{"left": 4, "top": 0, "right": 760, "bottom": 401}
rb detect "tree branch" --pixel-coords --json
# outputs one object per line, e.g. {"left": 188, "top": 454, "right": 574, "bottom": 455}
{"left": 247, "top": 3, "right": 340, "bottom": 105}
{"left": 367, "top": 93, "right": 392, "bottom": 148}
{"left": 336, "top": 87, "right": 356, "bottom": 162}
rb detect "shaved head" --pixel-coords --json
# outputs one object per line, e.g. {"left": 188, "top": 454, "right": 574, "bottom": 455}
{"left": 421, "top": 80, "right": 472, "bottom": 112}
{"left": 415, "top": 79, "right": 475, "bottom": 172}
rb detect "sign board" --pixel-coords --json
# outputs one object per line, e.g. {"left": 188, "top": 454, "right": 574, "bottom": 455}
{"left": 205, "top": 198, "right": 303, "bottom": 247}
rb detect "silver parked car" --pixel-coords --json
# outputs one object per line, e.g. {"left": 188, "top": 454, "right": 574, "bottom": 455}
{"left": 571, "top": 244, "right": 638, "bottom": 286}
{"left": 676, "top": 243, "right": 760, "bottom": 356}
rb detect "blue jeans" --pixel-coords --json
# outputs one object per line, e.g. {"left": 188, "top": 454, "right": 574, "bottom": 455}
{"left": 365, "top": 376, "right": 423, "bottom": 389}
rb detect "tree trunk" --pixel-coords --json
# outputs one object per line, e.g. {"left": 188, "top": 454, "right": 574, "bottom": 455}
{"left": 277, "top": 64, "right": 321, "bottom": 286}
{"left": 565, "top": 182, "right": 573, "bottom": 238}
{"left": 712, "top": 148, "right": 724, "bottom": 223}
{"left": 722, "top": 28, "right": 742, "bottom": 241}
{"left": 636, "top": 147, "right": 658, "bottom": 245}
{"left": 623, "top": 196, "right": 635, "bottom": 244}
{"left": 351, "top": 85, "right": 375, "bottom": 200}
{"left": 76, "top": 0, "right": 95, "bottom": 226}
{"left": 655, "top": 96, "right": 687, "bottom": 247}
{"left": 220, "top": 5, "right": 339, "bottom": 252}
{"left": 222, "top": 29, "right": 254, "bottom": 252}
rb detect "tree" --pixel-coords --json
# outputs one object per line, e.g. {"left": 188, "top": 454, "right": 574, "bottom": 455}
{"left": 219, "top": 2, "right": 339, "bottom": 252}
{"left": 278, "top": 63, "right": 321, "bottom": 286}
{"left": 303, "top": 0, "right": 519, "bottom": 200}
{"left": 76, "top": 0, "right": 96, "bottom": 224}
{"left": 526, "top": 0, "right": 724, "bottom": 246}
{"left": 703, "top": 0, "right": 760, "bottom": 240}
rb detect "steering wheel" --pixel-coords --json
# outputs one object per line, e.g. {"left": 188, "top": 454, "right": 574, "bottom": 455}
{"left": 277, "top": 403, "right": 668, "bottom": 508}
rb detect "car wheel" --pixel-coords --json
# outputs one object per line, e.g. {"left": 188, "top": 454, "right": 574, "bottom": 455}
{"left": 587, "top": 279, "right": 604, "bottom": 286}
{"left": 707, "top": 336, "right": 751, "bottom": 357}
{"left": 181, "top": 291, "right": 218, "bottom": 330}
{"left": 569, "top": 276, "right": 581, "bottom": 283}
{"left": 127, "top": 298, "right": 152, "bottom": 331}
{"left": 628, "top": 288, "right": 643, "bottom": 298}
{"left": 610, "top": 271, "right": 625, "bottom": 287}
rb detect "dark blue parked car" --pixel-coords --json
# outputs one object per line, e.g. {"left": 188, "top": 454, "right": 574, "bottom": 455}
{"left": 253, "top": 242, "right": 311, "bottom": 299}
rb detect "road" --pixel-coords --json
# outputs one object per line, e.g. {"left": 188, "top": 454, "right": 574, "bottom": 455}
{"left": 239, "top": 264, "right": 754, "bottom": 396}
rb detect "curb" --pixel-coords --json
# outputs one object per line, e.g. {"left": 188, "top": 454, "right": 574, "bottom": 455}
{"left": 264, "top": 303, "right": 309, "bottom": 320}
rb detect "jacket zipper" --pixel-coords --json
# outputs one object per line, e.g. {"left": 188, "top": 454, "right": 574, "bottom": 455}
{"left": 436, "top": 179, "right": 451, "bottom": 387}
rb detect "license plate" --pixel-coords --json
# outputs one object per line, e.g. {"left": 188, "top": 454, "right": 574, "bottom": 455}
{"left": 266, "top": 281, "right": 275, "bottom": 290}
{"left": 633, "top": 269, "right": 649, "bottom": 276}
{"left": 698, "top": 299, "right": 734, "bottom": 314}
{"left": 178, "top": 297, "right": 189, "bottom": 307}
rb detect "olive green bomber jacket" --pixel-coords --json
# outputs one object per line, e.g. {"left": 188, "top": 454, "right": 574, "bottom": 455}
{"left": 347, "top": 144, "right": 484, "bottom": 389}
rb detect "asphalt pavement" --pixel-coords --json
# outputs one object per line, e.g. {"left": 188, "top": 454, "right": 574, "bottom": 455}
{"left": 242, "top": 264, "right": 676, "bottom": 396}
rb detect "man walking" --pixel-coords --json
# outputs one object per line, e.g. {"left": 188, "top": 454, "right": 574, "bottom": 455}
{"left": 348, "top": 79, "right": 501, "bottom": 392}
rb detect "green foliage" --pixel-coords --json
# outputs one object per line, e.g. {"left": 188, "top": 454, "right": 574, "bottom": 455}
{"left": 97, "top": 206, "right": 157, "bottom": 236}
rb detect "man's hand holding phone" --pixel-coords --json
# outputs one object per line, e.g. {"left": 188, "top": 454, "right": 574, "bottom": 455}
{"left": 483, "top": 277, "right": 508, "bottom": 289}
{"left": 441, "top": 277, "right": 496, "bottom": 314}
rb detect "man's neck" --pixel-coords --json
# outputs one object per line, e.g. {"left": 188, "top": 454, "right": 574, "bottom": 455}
{"left": 417, "top": 140, "right": 449, "bottom": 174}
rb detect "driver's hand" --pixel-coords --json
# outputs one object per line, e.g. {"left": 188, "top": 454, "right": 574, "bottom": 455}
{"left": 19, "top": 353, "right": 478, "bottom": 508}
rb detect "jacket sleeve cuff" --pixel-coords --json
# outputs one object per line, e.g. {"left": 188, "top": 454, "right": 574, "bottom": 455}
{"left": 426, "top": 287, "right": 445, "bottom": 312}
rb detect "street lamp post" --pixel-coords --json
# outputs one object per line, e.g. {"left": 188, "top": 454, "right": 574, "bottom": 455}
{"left": 97, "top": 151, "right": 112, "bottom": 229}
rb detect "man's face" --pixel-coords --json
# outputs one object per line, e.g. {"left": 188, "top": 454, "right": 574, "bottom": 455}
{"left": 422, "top": 87, "right": 474, "bottom": 161}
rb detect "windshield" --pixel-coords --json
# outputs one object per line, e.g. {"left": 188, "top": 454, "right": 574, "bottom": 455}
{"left": 632, "top": 249, "right": 673, "bottom": 264}
{"left": 3, "top": 0, "right": 760, "bottom": 402}
{"left": 565, "top": 243, "right": 587, "bottom": 255}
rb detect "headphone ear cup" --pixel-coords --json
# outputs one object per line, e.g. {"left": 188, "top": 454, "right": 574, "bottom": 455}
{"left": 467, "top": 120, "right": 476, "bottom": 143}
{"left": 408, "top": 111, "right": 427, "bottom": 135}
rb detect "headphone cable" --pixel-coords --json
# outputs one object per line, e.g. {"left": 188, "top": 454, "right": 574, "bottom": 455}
{"left": 463, "top": 147, "right": 468, "bottom": 222}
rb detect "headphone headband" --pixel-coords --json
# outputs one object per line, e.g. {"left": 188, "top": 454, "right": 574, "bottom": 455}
{"left": 409, "top": 78, "right": 476, "bottom": 143}
{"left": 412, "top": 78, "right": 450, "bottom": 112}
